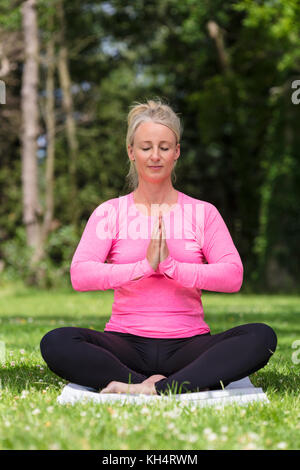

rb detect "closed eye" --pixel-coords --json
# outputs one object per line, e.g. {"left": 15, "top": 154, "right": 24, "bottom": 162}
{"left": 142, "top": 148, "right": 169, "bottom": 151}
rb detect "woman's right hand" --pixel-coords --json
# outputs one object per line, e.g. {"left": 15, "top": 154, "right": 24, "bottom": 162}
{"left": 146, "top": 213, "right": 161, "bottom": 271}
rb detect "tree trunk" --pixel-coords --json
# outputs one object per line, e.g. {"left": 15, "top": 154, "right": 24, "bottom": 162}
{"left": 43, "top": 30, "right": 55, "bottom": 233}
{"left": 207, "top": 21, "right": 231, "bottom": 74}
{"left": 21, "top": 0, "right": 41, "bottom": 266}
{"left": 57, "top": 0, "right": 79, "bottom": 227}
{"left": 38, "top": 24, "right": 56, "bottom": 265}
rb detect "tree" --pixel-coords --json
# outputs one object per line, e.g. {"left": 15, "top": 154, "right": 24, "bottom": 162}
{"left": 57, "top": 0, "right": 79, "bottom": 227}
{"left": 21, "top": 0, "right": 41, "bottom": 272}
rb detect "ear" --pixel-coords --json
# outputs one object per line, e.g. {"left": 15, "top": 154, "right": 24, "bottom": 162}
{"left": 127, "top": 144, "right": 134, "bottom": 159}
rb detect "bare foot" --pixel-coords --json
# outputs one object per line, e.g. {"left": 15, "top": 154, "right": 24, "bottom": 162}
{"left": 142, "top": 374, "right": 167, "bottom": 385}
{"left": 99, "top": 380, "right": 157, "bottom": 395}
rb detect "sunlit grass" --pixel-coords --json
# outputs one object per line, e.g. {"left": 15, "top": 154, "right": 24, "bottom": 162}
{"left": 0, "top": 279, "right": 299, "bottom": 450}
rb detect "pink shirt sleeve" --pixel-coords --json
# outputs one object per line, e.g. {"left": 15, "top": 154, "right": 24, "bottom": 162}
{"left": 70, "top": 203, "right": 156, "bottom": 291}
{"left": 158, "top": 202, "right": 243, "bottom": 293}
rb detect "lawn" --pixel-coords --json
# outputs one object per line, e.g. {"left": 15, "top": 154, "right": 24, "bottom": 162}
{"left": 0, "top": 279, "right": 299, "bottom": 450}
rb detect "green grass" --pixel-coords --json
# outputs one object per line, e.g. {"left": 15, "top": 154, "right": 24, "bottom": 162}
{"left": 0, "top": 279, "right": 299, "bottom": 450}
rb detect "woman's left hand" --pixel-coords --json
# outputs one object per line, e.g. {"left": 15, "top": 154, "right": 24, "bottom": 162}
{"left": 159, "top": 212, "right": 169, "bottom": 262}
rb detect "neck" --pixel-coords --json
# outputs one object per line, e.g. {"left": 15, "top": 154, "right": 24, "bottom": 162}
{"left": 133, "top": 180, "right": 177, "bottom": 205}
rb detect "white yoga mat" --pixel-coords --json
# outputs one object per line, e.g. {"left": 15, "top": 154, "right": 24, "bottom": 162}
{"left": 57, "top": 376, "right": 269, "bottom": 407}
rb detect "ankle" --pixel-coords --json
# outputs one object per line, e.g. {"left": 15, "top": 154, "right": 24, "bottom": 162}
{"left": 142, "top": 374, "right": 167, "bottom": 385}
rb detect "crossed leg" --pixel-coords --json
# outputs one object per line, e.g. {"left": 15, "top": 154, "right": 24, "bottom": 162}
{"left": 101, "top": 323, "right": 277, "bottom": 395}
{"left": 40, "top": 323, "right": 277, "bottom": 395}
{"left": 153, "top": 323, "right": 277, "bottom": 395}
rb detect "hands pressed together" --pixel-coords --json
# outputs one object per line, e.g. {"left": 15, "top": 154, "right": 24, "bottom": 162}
{"left": 146, "top": 211, "right": 169, "bottom": 271}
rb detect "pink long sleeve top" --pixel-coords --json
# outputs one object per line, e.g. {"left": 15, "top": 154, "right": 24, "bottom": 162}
{"left": 70, "top": 190, "right": 243, "bottom": 338}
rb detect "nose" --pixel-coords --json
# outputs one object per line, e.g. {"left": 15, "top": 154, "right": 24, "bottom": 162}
{"left": 150, "top": 146, "right": 161, "bottom": 161}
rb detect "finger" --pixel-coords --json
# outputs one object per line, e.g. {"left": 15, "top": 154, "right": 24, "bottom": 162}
{"left": 153, "top": 217, "right": 160, "bottom": 240}
{"left": 158, "top": 217, "right": 162, "bottom": 242}
{"left": 159, "top": 217, "right": 162, "bottom": 246}
{"left": 160, "top": 215, "right": 166, "bottom": 240}
{"left": 151, "top": 217, "right": 159, "bottom": 239}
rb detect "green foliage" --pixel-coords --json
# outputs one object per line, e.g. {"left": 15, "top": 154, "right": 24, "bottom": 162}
{"left": 1, "top": 224, "right": 78, "bottom": 289}
{"left": 0, "top": 0, "right": 21, "bottom": 31}
{"left": 0, "top": 0, "right": 299, "bottom": 291}
{"left": 1, "top": 227, "right": 33, "bottom": 282}
{"left": 44, "top": 224, "right": 79, "bottom": 286}
{"left": 233, "top": 0, "right": 300, "bottom": 71}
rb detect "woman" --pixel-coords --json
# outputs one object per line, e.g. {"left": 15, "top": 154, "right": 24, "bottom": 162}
{"left": 40, "top": 99, "right": 277, "bottom": 396}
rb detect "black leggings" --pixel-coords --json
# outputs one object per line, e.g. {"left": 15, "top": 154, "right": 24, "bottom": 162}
{"left": 40, "top": 322, "right": 277, "bottom": 395}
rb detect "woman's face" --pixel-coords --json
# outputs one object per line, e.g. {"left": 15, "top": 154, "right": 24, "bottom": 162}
{"left": 128, "top": 121, "right": 180, "bottom": 184}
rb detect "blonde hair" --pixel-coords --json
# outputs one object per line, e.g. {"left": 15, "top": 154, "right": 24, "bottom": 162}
{"left": 125, "top": 98, "right": 182, "bottom": 191}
